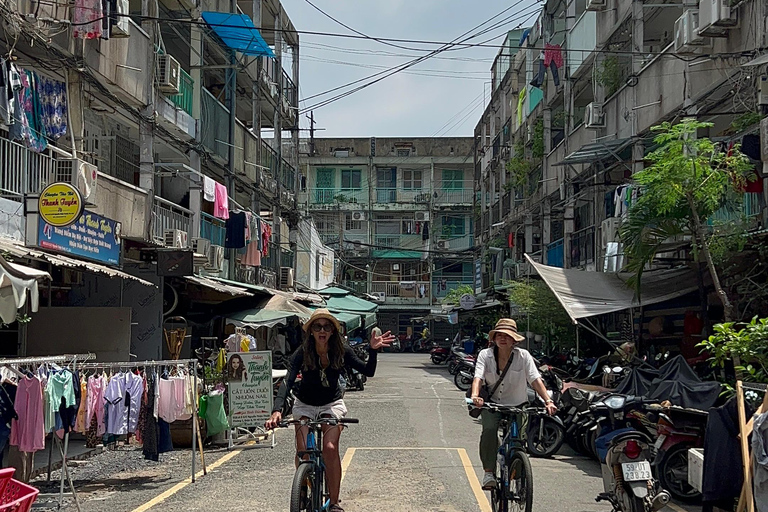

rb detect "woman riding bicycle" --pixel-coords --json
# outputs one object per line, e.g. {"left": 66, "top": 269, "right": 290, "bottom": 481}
{"left": 266, "top": 309, "right": 394, "bottom": 512}
{"left": 469, "top": 318, "right": 557, "bottom": 490}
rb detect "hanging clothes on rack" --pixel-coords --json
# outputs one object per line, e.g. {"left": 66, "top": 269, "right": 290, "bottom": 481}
{"left": 104, "top": 371, "right": 143, "bottom": 435}
{"left": 262, "top": 223, "right": 272, "bottom": 257}
{"left": 10, "top": 376, "right": 45, "bottom": 453}
{"left": 225, "top": 212, "right": 247, "bottom": 249}
{"left": 10, "top": 69, "right": 47, "bottom": 153}
{"left": 202, "top": 176, "right": 216, "bottom": 202}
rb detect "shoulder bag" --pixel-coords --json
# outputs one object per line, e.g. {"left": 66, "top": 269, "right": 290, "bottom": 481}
{"left": 466, "top": 351, "right": 514, "bottom": 418}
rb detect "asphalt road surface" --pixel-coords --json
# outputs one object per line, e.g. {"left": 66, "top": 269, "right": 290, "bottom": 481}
{"left": 47, "top": 353, "right": 699, "bottom": 512}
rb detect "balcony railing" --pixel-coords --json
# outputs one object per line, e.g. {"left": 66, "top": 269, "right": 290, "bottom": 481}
{"left": 432, "top": 277, "right": 474, "bottom": 298}
{"left": 0, "top": 135, "right": 55, "bottom": 200}
{"left": 201, "top": 212, "right": 226, "bottom": 247}
{"left": 342, "top": 281, "right": 367, "bottom": 295}
{"left": 201, "top": 88, "right": 230, "bottom": 162}
{"left": 709, "top": 193, "right": 763, "bottom": 225}
{"left": 311, "top": 188, "right": 366, "bottom": 205}
{"left": 153, "top": 197, "right": 192, "bottom": 242}
{"left": 570, "top": 227, "right": 595, "bottom": 268}
{"left": 375, "top": 188, "right": 398, "bottom": 203}
{"left": 168, "top": 68, "right": 194, "bottom": 116}
{"left": 371, "top": 281, "right": 430, "bottom": 301}
{"left": 373, "top": 234, "right": 424, "bottom": 251}
{"left": 435, "top": 184, "right": 475, "bottom": 205}
{"left": 546, "top": 238, "right": 564, "bottom": 268}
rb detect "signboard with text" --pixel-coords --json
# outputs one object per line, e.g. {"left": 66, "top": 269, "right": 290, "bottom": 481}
{"left": 38, "top": 183, "right": 84, "bottom": 227}
{"left": 227, "top": 351, "right": 273, "bottom": 428}
{"left": 37, "top": 210, "right": 122, "bottom": 266}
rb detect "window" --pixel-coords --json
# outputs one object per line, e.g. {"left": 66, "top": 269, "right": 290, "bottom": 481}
{"left": 345, "top": 214, "right": 362, "bottom": 231}
{"left": 402, "top": 170, "right": 422, "bottom": 190}
{"left": 315, "top": 168, "right": 335, "bottom": 204}
{"left": 341, "top": 169, "right": 361, "bottom": 189}
{"left": 441, "top": 216, "right": 465, "bottom": 236}
{"left": 442, "top": 169, "right": 464, "bottom": 189}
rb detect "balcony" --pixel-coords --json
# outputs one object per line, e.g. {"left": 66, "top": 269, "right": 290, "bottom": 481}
{"left": 311, "top": 188, "right": 366, "bottom": 205}
{"left": 201, "top": 213, "right": 226, "bottom": 247}
{"left": 342, "top": 281, "right": 368, "bottom": 295}
{"left": 373, "top": 234, "right": 424, "bottom": 251}
{"left": 570, "top": 227, "right": 595, "bottom": 268}
{"left": 433, "top": 277, "right": 474, "bottom": 299}
{"left": 546, "top": 238, "right": 564, "bottom": 268}
{"left": 153, "top": 197, "right": 192, "bottom": 243}
{"left": 434, "top": 183, "right": 475, "bottom": 205}
{"left": 168, "top": 68, "right": 194, "bottom": 116}
{"left": 0, "top": 135, "right": 55, "bottom": 200}
{"left": 371, "top": 281, "right": 430, "bottom": 305}
{"left": 709, "top": 193, "right": 763, "bottom": 227}
{"left": 568, "top": 11, "right": 597, "bottom": 77}
{"left": 201, "top": 89, "right": 230, "bottom": 162}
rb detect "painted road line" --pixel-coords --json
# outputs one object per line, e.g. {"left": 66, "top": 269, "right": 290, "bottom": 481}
{"left": 340, "top": 447, "right": 356, "bottom": 485}
{"left": 457, "top": 448, "right": 492, "bottom": 512}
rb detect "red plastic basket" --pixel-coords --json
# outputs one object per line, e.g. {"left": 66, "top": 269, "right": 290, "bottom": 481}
{"left": 0, "top": 468, "right": 39, "bottom": 512}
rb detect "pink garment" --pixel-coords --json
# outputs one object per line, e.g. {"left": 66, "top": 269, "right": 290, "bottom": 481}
{"left": 173, "top": 377, "right": 190, "bottom": 421}
{"left": 72, "top": 0, "right": 103, "bottom": 39}
{"left": 242, "top": 240, "right": 262, "bottom": 266}
{"left": 10, "top": 377, "right": 45, "bottom": 453}
{"left": 244, "top": 212, "right": 252, "bottom": 241}
{"left": 544, "top": 43, "right": 563, "bottom": 69}
{"left": 157, "top": 379, "right": 177, "bottom": 423}
{"left": 214, "top": 183, "right": 230, "bottom": 219}
{"left": 86, "top": 374, "right": 106, "bottom": 437}
{"left": 261, "top": 223, "right": 272, "bottom": 257}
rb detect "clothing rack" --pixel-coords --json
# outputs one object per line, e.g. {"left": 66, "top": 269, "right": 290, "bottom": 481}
{"left": 0, "top": 353, "right": 95, "bottom": 512}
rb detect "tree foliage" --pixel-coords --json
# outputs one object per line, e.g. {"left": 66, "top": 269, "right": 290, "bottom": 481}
{"left": 698, "top": 317, "right": 768, "bottom": 384}
{"left": 442, "top": 284, "right": 475, "bottom": 305}
{"left": 619, "top": 119, "right": 753, "bottom": 320}
{"left": 506, "top": 279, "right": 575, "bottom": 348}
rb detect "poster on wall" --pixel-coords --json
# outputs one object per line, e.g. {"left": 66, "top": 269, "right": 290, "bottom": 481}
{"left": 37, "top": 210, "right": 122, "bottom": 266}
{"left": 227, "top": 351, "right": 273, "bottom": 428}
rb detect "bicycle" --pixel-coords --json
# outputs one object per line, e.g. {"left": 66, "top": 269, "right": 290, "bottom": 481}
{"left": 467, "top": 400, "right": 534, "bottom": 512}
{"left": 279, "top": 417, "right": 359, "bottom": 512}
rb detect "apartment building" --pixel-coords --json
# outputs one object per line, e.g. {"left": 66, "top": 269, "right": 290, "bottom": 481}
{"left": 0, "top": 0, "right": 307, "bottom": 358}
{"left": 300, "top": 137, "right": 475, "bottom": 336}
{"left": 475, "top": 0, "right": 768, "bottom": 287}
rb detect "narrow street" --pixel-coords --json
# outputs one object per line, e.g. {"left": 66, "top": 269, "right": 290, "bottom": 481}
{"left": 45, "top": 354, "right": 698, "bottom": 512}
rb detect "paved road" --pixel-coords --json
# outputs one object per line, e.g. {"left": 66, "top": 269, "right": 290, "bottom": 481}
{"left": 47, "top": 353, "right": 697, "bottom": 512}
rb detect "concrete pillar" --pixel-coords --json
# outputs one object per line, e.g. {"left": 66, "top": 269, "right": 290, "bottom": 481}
{"left": 292, "top": 41, "right": 300, "bottom": 198}
{"left": 140, "top": 0, "right": 157, "bottom": 242}
{"left": 66, "top": 70, "right": 84, "bottom": 156}
{"left": 525, "top": 216, "right": 533, "bottom": 255}
{"left": 632, "top": 141, "right": 644, "bottom": 175}
{"left": 542, "top": 198, "right": 551, "bottom": 264}
{"left": 189, "top": 23, "right": 204, "bottom": 241}
{"left": 563, "top": 184, "right": 575, "bottom": 269}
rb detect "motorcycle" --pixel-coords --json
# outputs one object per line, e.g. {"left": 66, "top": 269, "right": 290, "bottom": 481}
{"left": 430, "top": 338, "right": 452, "bottom": 365}
{"left": 454, "top": 359, "right": 475, "bottom": 391}
{"left": 652, "top": 406, "right": 707, "bottom": 502}
{"left": 525, "top": 368, "right": 566, "bottom": 457}
{"left": 592, "top": 396, "right": 670, "bottom": 512}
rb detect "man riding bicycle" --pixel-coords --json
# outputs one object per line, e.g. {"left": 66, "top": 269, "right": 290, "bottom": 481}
{"left": 470, "top": 318, "right": 557, "bottom": 490}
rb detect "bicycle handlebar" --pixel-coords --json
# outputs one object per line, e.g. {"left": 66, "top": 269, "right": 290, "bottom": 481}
{"left": 277, "top": 417, "right": 359, "bottom": 428}
{"left": 465, "top": 398, "right": 525, "bottom": 414}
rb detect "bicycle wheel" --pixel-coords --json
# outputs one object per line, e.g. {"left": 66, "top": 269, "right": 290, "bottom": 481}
{"left": 504, "top": 452, "right": 533, "bottom": 512}
{"left": 290, "top": 462, "right": 315, "bottom": 512}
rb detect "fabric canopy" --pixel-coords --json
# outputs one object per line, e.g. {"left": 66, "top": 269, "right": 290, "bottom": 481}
{"left": 317, "top": 287, "right": 378, "bottom": 328}
{"left": 327, "top": 310, "right": 361, "bottom": 331}
{"left": 525, "top": 254, "right": 699, "bottom": 323}
{"left": 201, "top": 12, "right": 275, "bottom": 57}
{"left": 227, "top": 309, "right": 297, "bottom": 329}
{"left": 0, "top": 256, "right": 49, "bottom": 324}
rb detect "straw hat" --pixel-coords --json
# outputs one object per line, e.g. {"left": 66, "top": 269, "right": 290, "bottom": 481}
{"left": 303, "top": 308, "right": 342, "bottom": 333}
{"left": 488, "top": 318, "right": 526, "bottom": 342}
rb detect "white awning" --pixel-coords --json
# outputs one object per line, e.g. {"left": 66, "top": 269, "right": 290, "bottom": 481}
{"left": 525, "top": 254, "right": 699, "bottom": 323}
{"left": 0, "top": 256, "right": 50, "bottom": 324}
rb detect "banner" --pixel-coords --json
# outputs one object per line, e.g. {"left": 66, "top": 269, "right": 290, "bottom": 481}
{"left": 38, "top": 210, "right": 121, "bottom": 266}
{"left": 227, "top": 351, "right": 273, "bottom": 428}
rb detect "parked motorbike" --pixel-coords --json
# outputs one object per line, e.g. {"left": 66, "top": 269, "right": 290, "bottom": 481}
{"left": 592, "top": 396, "right": 670, "bottom": 512}
{"left": 430, "top": 338, "right": 452, "bottom": 365}
{"left": 525, "top": 374, "right": 566, "bottom": 458}
{"left": 652, "top": 406, "right": 707, "bottom": 502}
{"left": 454, "top": 359, "right": 475, "bottom": 391}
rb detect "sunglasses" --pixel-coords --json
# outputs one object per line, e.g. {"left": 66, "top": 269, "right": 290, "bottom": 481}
{"left": 311, "top": 322, "right": 335, "bottom": 333}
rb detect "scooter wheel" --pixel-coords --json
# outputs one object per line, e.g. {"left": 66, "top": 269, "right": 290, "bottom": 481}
{"left": 657, "top": 444, "right": 702, "bottom": 502}
{"left": 527, "top": 416, "right": 565, "bottom": 458}
{"left": 431, "top": 354, "right": 443, "bottom": 365}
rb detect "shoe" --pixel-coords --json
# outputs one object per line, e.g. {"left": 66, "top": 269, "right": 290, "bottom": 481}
{"left": 329, "top": 504, "right": 344, "bottom": 512}
{"left": 482, "top": 472, "right": 497, "bottom": 490}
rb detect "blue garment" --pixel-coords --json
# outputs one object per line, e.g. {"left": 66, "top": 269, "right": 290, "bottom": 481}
{"left": 35, "top": 74, "right": 68, "bottom": 140}
{"left": 158, "top": 419, "right": 173, "bottom": 453}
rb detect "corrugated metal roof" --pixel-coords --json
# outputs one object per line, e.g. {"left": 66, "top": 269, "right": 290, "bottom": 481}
{"left": 553, "top": 137, "right": 635, "bottom": 166}
{"left": 184, "top": 276, "right": 252, "bottom": 297}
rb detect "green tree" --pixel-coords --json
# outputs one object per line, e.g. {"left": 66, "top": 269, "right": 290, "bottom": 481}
{"left": 619, "top": 119, "right": 753, "bottom": 322}
{"left": 442, "top": 284, "right": 475, "bottom": 305}
{"left": 506, "top": 279, "right": 575, "bottom": 348}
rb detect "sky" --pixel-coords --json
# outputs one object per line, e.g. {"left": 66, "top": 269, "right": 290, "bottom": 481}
{"left": 280, "top": 0, "right": 539, "bottom": 138}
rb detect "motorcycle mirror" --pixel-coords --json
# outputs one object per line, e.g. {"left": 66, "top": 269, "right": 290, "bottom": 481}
{"left": 613, "top": 366, "right": 623, "bottom": 373}
{"left": 603, "top": 366, "right": 612, "bottom": 374}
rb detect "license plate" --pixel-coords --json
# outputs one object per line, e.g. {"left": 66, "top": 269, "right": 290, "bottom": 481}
{"left": 653, "top": 435, "right": 666, "bottom": 450}
{"left": 622, "top": 461, "right": 652, "bottom": 482}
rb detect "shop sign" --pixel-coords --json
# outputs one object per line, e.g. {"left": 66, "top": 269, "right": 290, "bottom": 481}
{"left": 38, "top": 183, "right": 84, "bottom": 227}
{"left": 227, "top": 351, "right": 273, "bottom": 428}
{"left": 459, "top": 293, "right": 477, "bottom": 310}
{"left": 38, "top": 211, "right": 122, "bottom": 266}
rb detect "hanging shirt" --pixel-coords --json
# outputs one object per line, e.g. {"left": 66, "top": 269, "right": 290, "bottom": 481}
{"left": 86, "top": 374, "right": 106, "bottom": 437}
{"left": 10, "top": 376, "right": 45, "bottom": 453}
{"left": 72, "top": 0, "right": 104, "bottom": 39}
{"left": 74, "top": 376, "right": 88, "bottom": 433}
{"left": 225, "top": 212, "right": 247, "bottom": 249}
{"left": 256, "top": 217, "right": 263, "bottom": 251}
{"left": 104, "top": 372, "right": 144, "bottom": 435}
{"left": 0, "top": 59, "right": 11, "bottom": 126}
{"left": 245, "top": 212, "right": 252, "bottom": 241}
{"left": 45, "top": 369, "right": 76, "bottom": 433}
{"left": 262, "top": 223, "right": 272, "bottom": 257}
{"left": 213, "top": 182, "right": 229, "bottom": 219}
{"left": 202, "top": 176, "right": 216, "bottom": 202}
{"left": 35, "top": 74, "right": 67, "bottom": 140}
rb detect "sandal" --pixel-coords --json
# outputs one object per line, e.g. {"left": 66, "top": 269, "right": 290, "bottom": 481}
{"left": 329, "top": 504, "right": 344, "bottom": 512}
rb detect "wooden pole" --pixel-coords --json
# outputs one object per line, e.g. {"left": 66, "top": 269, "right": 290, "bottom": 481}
{"left": 735, "top": 381, "right": 755, "bottom": 512}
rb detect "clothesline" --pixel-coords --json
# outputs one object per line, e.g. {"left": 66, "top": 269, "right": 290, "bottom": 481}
{"left": 0, "top": 353, "right": 95, "bottom": 366}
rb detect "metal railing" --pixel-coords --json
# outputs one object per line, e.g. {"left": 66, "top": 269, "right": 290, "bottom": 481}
{"left": 201, "top": 88, "right": 230, "bottom": 162}
{"left": 371, "top": 281, "right": 430, "bottom": 299}
{"left": 435, "top": 186, "right": 475, "bottom": 204}
{"left": 373, "top": 234, "right": 424, "bottom": 251}
{"left": 153, "top": 197, "right": 192, "bottom": 242}
{"left": 570, "top": 226, "right": 595, "bottom": 268}
{"left": 342, "top": 281, "right": 367, "bottom": 294}
{"left": 546, "top": 238, "right": 564, "bottom": 268}
{"left": 0, "top": 135, "right": 56, "bottom": 200}
{"left": 168, "top": 68, "right": 194, "bottom": 116}
{"left": 201, "top": 212, "right": 226, "bottom": 247}
{"left": 709, "top": 193, "right": 763, "bottom": 224}
{"left": 375, "top": 188, "right": 398, "bottom": 203}
{"left": 311, "top": 188, "right": 366, "bottom": 204}
{"left": 432, "top": 278, "right": 474, "bottom": 298}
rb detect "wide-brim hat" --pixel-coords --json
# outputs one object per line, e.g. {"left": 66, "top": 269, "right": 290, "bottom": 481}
{"left": 303, "top": 308, "right": 342, "bottom": 333}
{"left": 488, "top": 318, "right": 526, "bottom": 342}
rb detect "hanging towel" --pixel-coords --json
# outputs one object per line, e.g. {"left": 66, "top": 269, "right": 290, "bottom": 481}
{"left": 35, "top": 74, "right": 68, "bottom": 140}
{"left": 517, "top": 89, "right": 526, "bottom": 126}
{"left": 213, "top": 182, "right": 229, "bottom": 219}
{"left": 244, "top": 212, "right": 252, "bottom": 241}
{"left": 225, "top": 212, "right": 247, "bottom": 249}
{"left": 256, "top": 217, "right": 263, "bottom": 251}
{"left": 203, "top": 176, "right": 216, "bottom": 202}
{"left": 73, "top": 0, "right": 104, "bottom": 39}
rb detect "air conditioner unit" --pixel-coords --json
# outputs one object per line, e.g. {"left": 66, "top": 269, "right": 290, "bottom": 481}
{"left": 157, "top": 55, "right": 181, "bottom": 94}
{"left": 586, "top": 0, "right": 606, "bottom": 11}
{"left": 392, "top": 263, "right": 400, "bottom": 271}
{"left": 54, "top": 158, "right": 98, "bottom": 202}
{"left": 601, "top": 217, "right": 622, "bottom": 247}
{"left": 351, "top": 211, "right": 367, "bottom": 221}
{"left": 164, "top": 229, "right": 188, "bottom": 248}
{"left": 268, "top": 179, "right": 278, "bottom": 194}
{"left": 371, "top": 292, "right": 386, "bottom": 301}
{"left": 584, "top": 102, "right": 606, "bottom": 129}
{"left": 674, "top": 10, "right": 709, "bottom": 53}
{"left": 207, "top": 244, "right": 224, "bottom": 271}
{"left": 415, "top": 211, "right": 430, "bottom": 222}
{"left": 279, "top": 267, "right": 294, "bottom": 289}
{"left": 698, "top": 0, "right": 737, "bottom": 37}
{"left": 437, "top": 240, "right": 450, "bottom": 250}
{"left": 191, "top": 237, "right": 210, "bottom": 257}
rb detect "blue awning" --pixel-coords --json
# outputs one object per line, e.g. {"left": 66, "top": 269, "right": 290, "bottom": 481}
{"left": 201, "top": 12, "right": 275, "bottom": 58}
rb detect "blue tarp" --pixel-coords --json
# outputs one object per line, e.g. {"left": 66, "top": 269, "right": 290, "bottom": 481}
{"left": 201, "top": 12, "right": 275, "bottom": 58}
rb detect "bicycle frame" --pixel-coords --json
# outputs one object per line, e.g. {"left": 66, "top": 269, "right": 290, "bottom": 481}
{"left": 296, "top": 423, "right": 330, "bottom": 512}
{"left": 497, "top": 414, "right": 525, "bottom": 502}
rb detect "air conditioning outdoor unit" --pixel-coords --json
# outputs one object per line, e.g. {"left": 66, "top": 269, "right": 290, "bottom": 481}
{"left": 586, "top": 0, "right": 607, "bottom": 11}
{"left": 279, "top": 267, "right": 295, "bottom": 289}
{"left": 698, "top": 0, "right": 738, "bottom": 37}
{"left": 54, "top": 158, "right": 98, "bottom": 202}
{"left": 164, "top": 229, "right": 188, "bottom": 248}
{"left": 437, "top": 240, "right": 451, "bottom": 250}
{"left": 268, "top": 179, "right": 278, "bottom": 194}
{"left": 351, "top": 211, "right": 367, "bottom": 221}
{"left": 415, "top": 211, "right": 430, "bottom": 222}
{"left": 601, "top": 217, "right": 622, "bottom": 247}
{"left": 371, "top": 292, "right": 386, "bottom": 301}
{"left": 207, "top": 245, "right": 224, "bottom": 271}
{"left": 392, "top": 263, "right": 400, "bottom": 271}
{"left": 584, "top": 102, "right": 606, "bottom": 129}
{"left": 674, "top": 10, "right": 709, "bottom": 53}
{"left": 191, "top": 237, "right": 210, "bottom": 257}
{"left": 157, "top": 55, "right": 181, "bottom": 94}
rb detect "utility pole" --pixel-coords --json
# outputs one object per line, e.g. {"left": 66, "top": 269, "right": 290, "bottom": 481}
{"left": 307, "top": 111, "right": 316, "bottom": 157}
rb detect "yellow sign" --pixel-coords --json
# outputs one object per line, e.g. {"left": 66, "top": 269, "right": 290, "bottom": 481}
{"left": 38, "top": 183, "right": 84, "bottom": 227}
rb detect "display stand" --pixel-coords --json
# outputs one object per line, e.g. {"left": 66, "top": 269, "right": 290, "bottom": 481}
{"left": 225, "top": 349, "right": 276, "bottom": 451}
{"left": 0, "top": 353, "right": 96, "bottom": 512}
{"left": 735, "top": 381, "right": 768, "bottom": 512}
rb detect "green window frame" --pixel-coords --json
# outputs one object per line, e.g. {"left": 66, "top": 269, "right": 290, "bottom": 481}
{"left": 442, "top": 169, "right": 464, "bottom": 190}
{"left": 341, "top": 169, "right": 362, "bottom": 190}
